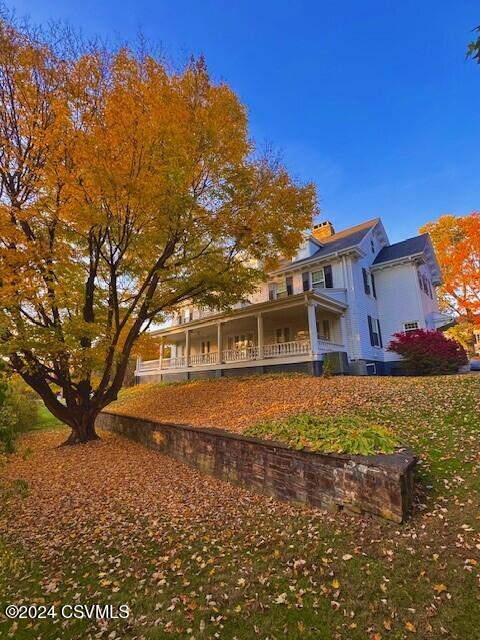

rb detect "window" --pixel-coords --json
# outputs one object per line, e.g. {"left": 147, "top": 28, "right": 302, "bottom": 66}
{"left": 275, "top": 327, "right": 291, "bottom": 343}
{"left": 370, "top": 239, "right": 375, "bottom": 254}
{"left": 311, "top": 265, "right": 333, "bottom": 289}
{"left": 312, "top": 269, "right": 325, "bottom": 288}
{"left": 317, "top": 319, "right": 330, "bottom": 341}
{"left": 276, "top": 280, "right": 287, "bottom": 298}
{"left": 403, "top": 321, "right": 419, "bottom": 334}
{"left": 201, "top": 341, "right": 211, "bottom": 354}
{"left": 367, "top": 315, "right": 382, "bottom": 347}
{"left": 227, "top": 334, "right": 253, "bottom": 350}
{"left": 366, "top": 363, "right": 377, "bottom": 375}
{"left": 362, "top": 268, "right": 371, "bottom": 295}
{"left": 302, "top": 272, "right": 310, "bottom": 292}
{"left": 268, "top": 277, "right": 293, "bottom": 300}
{"left": 178, "top": 307, "right": 193, "bottom": 324}
{"left": 286, "top": 276, "right": 293, "bottom": 296}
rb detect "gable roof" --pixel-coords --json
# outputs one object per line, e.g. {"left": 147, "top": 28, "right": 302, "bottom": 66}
{"left": 275, "top": 218, "right": 381, "bottom": 271}
{"left": 372, "top": 234, "right": 429, "bottom": 265}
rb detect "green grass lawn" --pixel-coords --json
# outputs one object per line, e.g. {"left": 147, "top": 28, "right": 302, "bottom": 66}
{"left": 30, "top": 403, "right": 64, "bottom": 432}
{"left": 0, "top": 374, "right": 479, "bottom": 640}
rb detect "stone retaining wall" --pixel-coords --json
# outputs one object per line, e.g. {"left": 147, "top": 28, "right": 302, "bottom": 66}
{"left": 96, "top": 412, "right": 417, "bottom": 523}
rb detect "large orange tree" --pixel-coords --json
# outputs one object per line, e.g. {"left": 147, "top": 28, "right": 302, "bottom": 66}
{"left": 420, "top": 213, "right": 480, "bottom": 329}
{"left": 0, "top": 18, "right": 317, "bottom": 443}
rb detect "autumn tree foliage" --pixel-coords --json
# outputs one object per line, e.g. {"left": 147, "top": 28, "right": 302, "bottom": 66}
{"left": 0, "top": 16, "right": 317, "bottom": 443}
{"left": 388, "top": 329, "right": 468, "bottom": 375}
{"left": 420, "top": 213, "right": 480, "bottom": 326}
{"left": 467, "top": 25, "right": 480, "bottom": 63}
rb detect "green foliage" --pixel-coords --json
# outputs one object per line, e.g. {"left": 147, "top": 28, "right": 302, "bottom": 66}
{"left": 6, "top": 379, "right": 38, "bottom": 433}
{"left": 0, "top": 377, "right": 38, "bottom": 455}
{"left": 245, "top": 414, "right": 399, "bottom": 456}
{"left": 321, "top": 358, "right": 334, "bottom": 378}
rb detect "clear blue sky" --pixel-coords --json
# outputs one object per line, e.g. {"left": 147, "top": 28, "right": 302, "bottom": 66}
{"left": 12, "top": 0, "right": 480, "bottom": 242}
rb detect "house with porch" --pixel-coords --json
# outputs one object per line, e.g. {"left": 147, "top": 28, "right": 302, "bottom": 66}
{"left": 136, "top": 217, "right": 452, "bottom": 382}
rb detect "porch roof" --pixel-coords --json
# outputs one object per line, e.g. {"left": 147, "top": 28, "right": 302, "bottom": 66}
{"left": 151, "top": 291, "right": 347, "bottom": 338}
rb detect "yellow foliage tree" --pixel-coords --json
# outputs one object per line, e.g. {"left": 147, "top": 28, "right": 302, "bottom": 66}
{"left": 0, "top": 17, "right": 317, "bottom": 443}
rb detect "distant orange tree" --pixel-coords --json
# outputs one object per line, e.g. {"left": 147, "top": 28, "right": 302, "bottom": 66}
{"left": 420, "top": 213, "right": 480, "bottom": 326}
{"left": 0, "top": 16, "right": 317, "bottom": 444}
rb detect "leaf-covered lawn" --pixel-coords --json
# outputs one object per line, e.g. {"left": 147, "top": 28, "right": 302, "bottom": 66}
{"left": 1, "top": 374, "right": 479, "bottom": 639}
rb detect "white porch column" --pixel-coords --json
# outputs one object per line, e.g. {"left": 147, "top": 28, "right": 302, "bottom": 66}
{"left": 256, "top": 313, "right": 264, "bottom": 359}
{"left": 136, "top": 354, "right": 141, "bottom": 372}
{"left": 307, "top": 302, "right": 319, "bottom": 355}
{"left": 185, "top": 329, "right": 191, "bottom": 367}
{"left": 217, "top": 322, "right": 224, "bottom": 364}
{"left": 159, "top": 337, "right": 164, "bottom": 370}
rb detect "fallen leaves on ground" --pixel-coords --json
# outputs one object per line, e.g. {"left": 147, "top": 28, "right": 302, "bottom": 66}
{"left": 0, "top": 374, "right": 479, "bottom": 639}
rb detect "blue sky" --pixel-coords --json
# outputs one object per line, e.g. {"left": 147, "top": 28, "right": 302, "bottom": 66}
{"left": 12, "top": 0, "right": 480, "bottom": 242}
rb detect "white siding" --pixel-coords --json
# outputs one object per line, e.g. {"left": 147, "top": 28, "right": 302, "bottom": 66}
{"left": 374, "top": 263, "right": 424, "bottom": 361}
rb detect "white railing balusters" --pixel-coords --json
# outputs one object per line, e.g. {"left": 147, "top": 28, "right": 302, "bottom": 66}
{"left": 222, "top": 346, "right": 259, "bottom": 362}
{"left": 263, "top": 340, "right": 310, "bottom": 358}
{"left": 137, "top": 339, "right": 345, "bottom": 374}
{"left": 190, "top": 352, "right": 219, "bottom": 366}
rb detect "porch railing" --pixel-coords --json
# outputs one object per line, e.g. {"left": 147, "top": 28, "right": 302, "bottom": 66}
{"left": 189, "top": 352, "right": 219, "bottom": 366}
{"left": 263, "top": 340, "right": 310, "bottom": 358}
{"left": 222, "top": 346, "right": 259, "bottom": 362}
{"left": 161, "top": 356, "right": 186, "bottom": 369}
{"left": 137, "top": 359, "right": 161, "bottom": 373}
{"left": 318, "top": 339, "right": 345, "bottom": 352}
{"left": 137, "top": 338, "right": 345, "bottom": 373}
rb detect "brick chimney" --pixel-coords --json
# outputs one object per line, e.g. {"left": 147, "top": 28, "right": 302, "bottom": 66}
{"left": 312, "top": 221, "right": 335, "bottom": 241}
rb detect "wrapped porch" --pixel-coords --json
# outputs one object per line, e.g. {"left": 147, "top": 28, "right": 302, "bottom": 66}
{"left": 136, "top": 292, "right": 348, "bottom": 379}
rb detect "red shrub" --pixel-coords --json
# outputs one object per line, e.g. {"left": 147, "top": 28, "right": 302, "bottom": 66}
{"left": 388, "top": 329, "right": 468, "bottom": 375}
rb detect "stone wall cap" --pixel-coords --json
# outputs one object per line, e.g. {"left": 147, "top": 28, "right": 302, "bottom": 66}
{"left": 101, "top": 410, "right": 417, "bottom": 475}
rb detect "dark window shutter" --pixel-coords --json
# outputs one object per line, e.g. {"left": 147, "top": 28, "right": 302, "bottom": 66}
{"left": 371, "top": 272, "right": 377, "bottom": 298}
{"left": 324, "top": 265, "right": 333, "bottom": 288}
{"left": 286, "top": 276, "right": 293, "bottom": 296}
{"left": 362, "top": 268, "right": 371, "bottom": 295}
{"left": 367, "top": 315, "right": 374, "bottom": 346}
{"left": 302, "top": 272, "right": 310, "bottom": 291}
{"left": 377, "top": 319, "right": 383, "bottom": 348}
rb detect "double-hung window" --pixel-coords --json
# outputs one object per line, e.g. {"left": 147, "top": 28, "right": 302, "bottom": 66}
{"left": 311, "top": 265, "right": 333, "bottom": 289}
{"left": 268, "top": 276, "right": 293, "bottom": 300}
{"left": 276, "top": 280, "right": 287, "bottom": 298}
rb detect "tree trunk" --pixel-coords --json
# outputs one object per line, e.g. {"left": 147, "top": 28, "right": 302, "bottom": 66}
{"left": 61, "top": 414, "right": 100, "bottom": 446}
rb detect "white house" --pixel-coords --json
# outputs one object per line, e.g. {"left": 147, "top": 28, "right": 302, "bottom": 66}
{"left": 135, "top": 218, "right": 452, "bottom": 382}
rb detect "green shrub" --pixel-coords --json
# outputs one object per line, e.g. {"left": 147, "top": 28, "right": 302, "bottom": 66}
{"left": 245, "top": 414, "right": 399, "bottom": 456}
{"left": 0, "top": 404, "right": 16, "bottom": 454}
{"left": 0, "top": 377, "right": 38, "bottom": 455}
{"left": 6, "top": 378, "right": 38, "bottom": 432}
